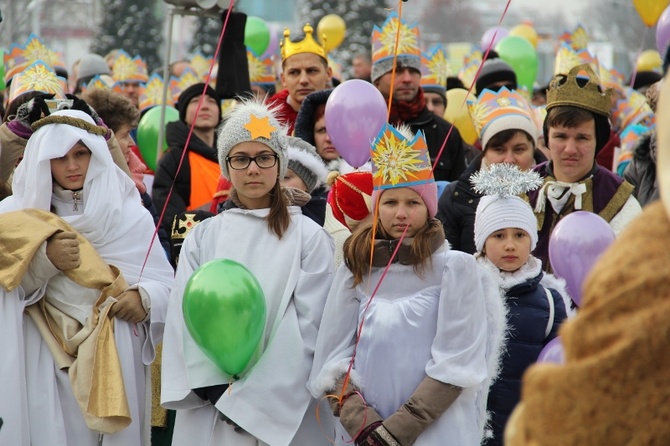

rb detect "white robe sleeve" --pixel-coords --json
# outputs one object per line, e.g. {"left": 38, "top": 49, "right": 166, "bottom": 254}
{"left": 20, "top": 242, "right": 60, "bottom": 297}
{"left": 425, "top": 252, "right": 490, "bottom": 389}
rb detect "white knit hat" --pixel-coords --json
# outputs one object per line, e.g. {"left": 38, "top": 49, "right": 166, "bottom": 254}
{"left": 285, "top": 136, "right": 328, "bottom": 193}
{"left": 471, "top": 163, "right": 543, "bottom": 253}
{"left": 217, "top": 100, "right": 288, "bottom": 180}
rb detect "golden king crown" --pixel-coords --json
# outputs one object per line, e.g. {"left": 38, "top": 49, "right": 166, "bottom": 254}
{"left": 547, "top": 63, "right": 612, "bottom": 117}
{"left": 280, "top": 24, "right": 327, "bottom": 62}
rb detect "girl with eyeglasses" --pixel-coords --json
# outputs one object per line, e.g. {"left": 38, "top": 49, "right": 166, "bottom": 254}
{"left": 161, "top": 100, "right": 336, "bottom": 445}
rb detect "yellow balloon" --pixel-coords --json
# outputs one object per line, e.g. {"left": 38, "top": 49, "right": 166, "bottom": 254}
{"left": 636, "top": 49, "right": 662, "bottom": 72}
{"left": 510, "top": 24, "right": 538, "bottom": 48}
{"left": 444, "top": 88, "right": 478, "bottom": 145}
{"left": 633, "top": 0, "right": 670, "bottom": 27}
{"left": 317, "top": 14, "right": 346, "bottom": 52}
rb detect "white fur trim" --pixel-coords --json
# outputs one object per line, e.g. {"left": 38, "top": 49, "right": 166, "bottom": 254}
{"left": 311, "top": 363, "right": 363, "bottom": 396}
{"left": 540, "top": 272, "right": 576, "bottom": 318}
{"left": 476, "top": 255, "right": 542, "bottom": 290}
{"left": 286, "top": 145, "right": 329, "bottom": 186}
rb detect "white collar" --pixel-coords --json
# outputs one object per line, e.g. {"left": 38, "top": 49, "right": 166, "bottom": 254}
{"left": 477, "top": 255, "right": 542, "bottom": 290}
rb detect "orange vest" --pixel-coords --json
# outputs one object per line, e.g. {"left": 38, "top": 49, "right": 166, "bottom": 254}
{"left": 187, "top": 151, "right": 220, "bottom": 210}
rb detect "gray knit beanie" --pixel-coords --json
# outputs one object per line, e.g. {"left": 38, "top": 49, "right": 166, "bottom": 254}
{"left": 475, "top": 58, "right": 518, "bottom": 96}
{"left": 371, "top": 55, "right": 422, "bottom": 84}
{"left": 217, "top": 100, "right": 288, "bottom": 179}
{"left": 286, "top": 136, "right": 328, "bottom": 193}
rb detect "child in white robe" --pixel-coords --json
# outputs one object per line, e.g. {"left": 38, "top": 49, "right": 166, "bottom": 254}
{"left": 309, "top": 124, "right": 506, "bottom": 446}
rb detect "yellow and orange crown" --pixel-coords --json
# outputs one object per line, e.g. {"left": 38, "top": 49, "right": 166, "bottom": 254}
{"left": 547, "top": 63, "right": 612, "bottom": 117}
{"left": 169, "top": 67, "right": 201, "bottom": 103}
{"left": 371, "top": 123, "right": 433, "bottom": 190}
{"left": 8, "top": 60, "right": 67, "bottom": 103}
{"left": 190, "top": 52, "right": 214, "bottom": 81}
{"left": 4, "top": 33, "right": 62, "bottom": 85}
{"left": 247, "top": 49, "right": 275, "bottom": 85}
{"left": 554, "top": 42, "right": 600, "bottom": 77}
{"left": 558, "top": 24, "right": 589, "bottom": 51}
{"left": 140, "top": 73, "right": 174, "bottom": 113}
{"left": 371, "top": 12, "right": 421, "bottom": 65}
{"left": 599, "top": 65, "right": 626, "bottom": 96}
{"left": 458, "top": 49, "right": 482, "bottom": 90}
{"left": 280, "top": 23, "right": 327, "bottom": 61}
{"left": 83, "top": 74, "right": 115, "bottom": 93}
{"left": 612, "top": 87, "right": 655, "bottom": 131}
{"left": 111, "top": 50, "right": 149, "bottom": 83}
{"left": 421, "top": 44, "right": 449, "bottom": 91}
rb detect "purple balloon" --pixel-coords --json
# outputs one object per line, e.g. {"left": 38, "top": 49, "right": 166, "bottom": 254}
{"left": 261, "top": 23, "right": 281, "bottom": 59}
{"left": 538, "top": 337, "right": 564, "bottom": 364}
{"left": 656, "top": 6, "right": 670, "bottom": 59}
{"left": 548, "top": 211, "right": 615, "bottom": 307}
{"left": 480, "top": 26, "right": 509, "bottom": 51}
{"left": 325, "top": 79, "right": 388, "bottom": 168}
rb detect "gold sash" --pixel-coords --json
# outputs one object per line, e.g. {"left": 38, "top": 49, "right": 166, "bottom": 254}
{"left": 0, "top": 208, "right": 131, "bottom": 433}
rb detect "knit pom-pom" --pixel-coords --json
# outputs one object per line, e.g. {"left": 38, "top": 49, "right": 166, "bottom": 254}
{"left": 470, "top": 163, "right": 542, "bottom": 198}
{"left": 326, "top": 170, "right": 341, "bottom": 187}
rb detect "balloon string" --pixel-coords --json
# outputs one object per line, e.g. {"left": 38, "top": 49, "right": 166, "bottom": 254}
{"left": 385, "top": 0, "right": 404, "bottom": 122}
{"left": 428, "top": 0, "right": 511, "bottom": 180}
{"left": 316, "top": 394, "right": 337, "bottom": 444}
{"left": 629, "top": 25, "right": 651, "bottom": 89}
{"left": 139, "top": 1, "right": 235, "bottom": 279}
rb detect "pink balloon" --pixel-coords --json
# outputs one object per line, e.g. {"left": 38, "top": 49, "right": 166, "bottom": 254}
{"left": 537, "top": 337, "right": 564, "bottom": 364}
{"left": 324, "top": 79, "right": 388, "bottom": 168}
{"left": 548, "top": 211, "right": 615, "bottom": 307}
{"left": 262, "top": 23, "right": 281, "bottom": 59}
{"left": 656, "top": 6, "right": 670, "bottom": 60}
{"left": 480, "top": 26, "right": 509, "bottom": 51}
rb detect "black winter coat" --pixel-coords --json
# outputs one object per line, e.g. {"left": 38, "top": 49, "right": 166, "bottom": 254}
{"left": 485, "top": 271, "right": 568, "bottom": 446}
{"left": 623, "top": 132, "right": 659, "bottom": 207}
{"left": 152, "top": 120, "right": 218, "bottom": 234}
{"left": 436, "top": 150, "right": 547, "bottom": 254}
{"left": 405, "top": 107, "right": 467, "bottom": 182}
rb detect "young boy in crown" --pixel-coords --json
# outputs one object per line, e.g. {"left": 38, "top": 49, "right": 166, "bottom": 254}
{"left": 526, "top": 64, "right": 641, "bottom": 271}
{"left": 267, "top": 24, "right": 332, "bottom": 134}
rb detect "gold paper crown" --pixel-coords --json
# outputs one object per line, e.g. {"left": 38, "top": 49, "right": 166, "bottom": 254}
{"left": 421, "top": 44, "right": 449, "bottom": 90}
{"left": 169, "top": 67, "right": 201, "bottom": 103}
{"left": 190, "top": 52, "right": 214, "bottom": 80}
{"left": 547, "top": 64, "right": 612, "bottom": 117}
{"left": 247, "top": 49, "right": 275, "bottom": 84}
{"left": 554, "top": 42, "right": 599, "bottom": 77}
{"left": 8, "top": 60, "right": 67, "bottom": 103}
{"left": 371, "top": 12, "right": 421, "bottom": 65}
{"left": 85, "top": 74, "right": 115, "bottom": 92}
{"left": 111, "top": 50, "right": 149, "bottom": 83}
{"left": 4, "top": 33, "right": 61, "bottom": 84}
{"left": 280, "top": 24, "right": 327, "bottom": 62}
{"left": 371, "top": 124, "right": 433, "bottom": 190}
{"left": 140, "top": 73, "right": 174, "bottom": 113}
{"left": 558, "top": 24, "right": 589, "bottom": 51}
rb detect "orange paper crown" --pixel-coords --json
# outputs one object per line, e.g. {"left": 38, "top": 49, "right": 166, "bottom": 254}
{"left": 558, "top": 24, "right": 589, "bottom": 51}
{"left": 111, "top": 50, "right": 149, "bottom": 83}
{"left": 371, "top": 12, "right": 421, "bottom": 65}
{"left": 169, "top": 67, "right": 202, "bottom": 103}
{"left": 140, "top": 73, "right": 174, "bottom": 113}
{"left": 599, "top": 65, "right": 626, "bottom": 95}
{"left": 8, "top": 60, "right": 67, "bottom": 103}
{"left": 4, "top": 33, "right": 61, "bottom": 84}
{"left": 280, "top": 23, "right": 327, "bottom": 61}
{"left": 371, "top": 124, "right": 433, "bottom": 190}
{"left": 458, "top": 49, "right": 482, "bottom": 89}
{"left": 467, "top": 87, "right": 535, "bottom": 138}
{"left": 247, "top": 49, "right": 275, "bottom": 85}
{"left": 612, "top": 87, "right": 655, "bottom": 131}
{"left": 190, "top": 52, "right": 214, "bottom": 80}
{"left": 421, "top": 44, "right": 449, "bottom": 91}
{"left": 85, "top": 74, "right": 115, "bottom": 92}
{"left": 554, "top": 42, "right": 600, "bottom": 77}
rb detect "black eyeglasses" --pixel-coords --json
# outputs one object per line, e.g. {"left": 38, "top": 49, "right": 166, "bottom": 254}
{"left": 226, "top": 154, "right": 278, "bottom": 170}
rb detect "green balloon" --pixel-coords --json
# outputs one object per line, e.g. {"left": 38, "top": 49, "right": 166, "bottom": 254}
{"left": 495, "top": 35, "right": 538, "bottom": 94}
{"left": 0, "top": 49, "right": 6, "bottom": 91}
{"left": 244, "top": 16, "right": 271, "bottom": 56}
{"left": 182, "top": 259, "right": 267, "bottom": 378}
{"left": 136, "top": 105, "right": 179, "bottom": 171}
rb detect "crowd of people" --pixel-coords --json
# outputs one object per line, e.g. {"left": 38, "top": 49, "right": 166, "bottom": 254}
{"left": 0, "top": 6, "right": 668, "bottom": 446}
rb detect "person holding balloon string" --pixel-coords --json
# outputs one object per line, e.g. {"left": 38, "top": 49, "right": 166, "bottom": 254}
{"left": 436, "top": 86, "right": 547, "bottom": 255}
{"left": 161, "top": 99, "right": 336, "bottom": 446}
{"left": 152, "top": 83, "right": 222, "bottom": 236}
{"left": 309, "top": 123, "right": 506, "bottom": 446}
{"left": 0, "top": 109, "right": 174, "bottom": 445}
{"left": 526, "top": 63, "right": 642, "bottom": 273}
{"left": 470, "top": 163, "right": 571, "bottom": 446}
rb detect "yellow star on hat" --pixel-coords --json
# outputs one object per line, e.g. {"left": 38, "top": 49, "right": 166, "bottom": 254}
{"left": 245, "top": 114, "right": 276, "bottom": 140}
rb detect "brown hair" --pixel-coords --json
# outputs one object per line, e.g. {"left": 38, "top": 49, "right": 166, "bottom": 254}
{"left": 343, "top": 218, "right": 443, "bottom": 286}
{"left": 265, "top": 180, "right": 291, "bottom": 239}
{"left": 485, "top": 128, "right": 535, "bottom": 150}
{"left": 81, "top": 88, "right": 140, "bottom": 133}
{"left": 313, "top": 103, "right": 326, "bottom": 123}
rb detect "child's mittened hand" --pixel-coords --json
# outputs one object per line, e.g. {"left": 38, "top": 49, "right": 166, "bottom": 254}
{"left": 109, "top": 290, "right": 147, "bottom": 323}
{"left": 45, "top": 231, "right": 81, "bottom": 271}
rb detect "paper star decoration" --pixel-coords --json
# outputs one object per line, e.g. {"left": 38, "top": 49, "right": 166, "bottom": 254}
{"left": 244, "top": 114, "right": 276, "bottom": 140}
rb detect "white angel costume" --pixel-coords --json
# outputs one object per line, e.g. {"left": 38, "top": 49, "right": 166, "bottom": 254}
{"left": 0, "top": 109, "right": 174, "bottom": 446}
{"left": 309, "top": 243, "right": 506, "bottom": 445}
{"left": 161, "top": 205, "right": 336, "bottom": 445}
